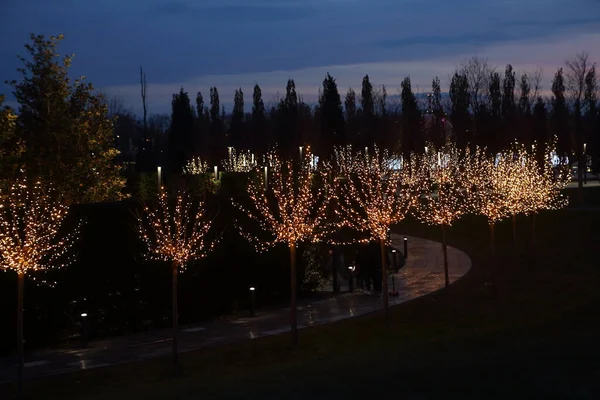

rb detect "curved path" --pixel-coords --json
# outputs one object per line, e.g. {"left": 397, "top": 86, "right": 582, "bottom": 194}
{"left": 0, "top": 234, "right": 471, "bottom": 383}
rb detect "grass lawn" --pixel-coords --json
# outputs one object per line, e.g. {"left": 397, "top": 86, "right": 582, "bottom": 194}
{"left": 2, "top": 202, "right": 600, "bottom": 399}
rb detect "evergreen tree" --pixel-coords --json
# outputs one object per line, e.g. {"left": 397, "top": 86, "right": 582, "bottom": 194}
{"left": 251, "top": 83, "right": 267, "bottom": 154}
{"left": 7, "top": 34, "right": 125, "bottom": 204}
{"left": 449, "top": 72, "right": 471, "bottom": 150}
{"left": 551, "top": 68, "right": 571, "bottom": 160}
{"left": 168, "top": 88, "right": 194, "bottom": 175}
{"left": 231, "top": 88, "right": 244, "bottom": 149}
{"left": 0, "top": 95, "right": 22, "bottom": 184}
{"left": 400, "top": 77, "right": 422, "bottom": 159}
{"left": 318, "top": 73, "right": 345, "bottom": 155}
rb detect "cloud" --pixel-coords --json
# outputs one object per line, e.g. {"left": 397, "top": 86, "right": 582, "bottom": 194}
{"left": 100, "top": 31, "right": 600, "bottom": 116}
{"left": 1, "top": 0, "right": 600, "bottom": 113}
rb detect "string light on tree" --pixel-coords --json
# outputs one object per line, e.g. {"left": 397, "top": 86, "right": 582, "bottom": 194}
{"left": 222, "top": 148, "right": 257, "bottom": 173}
{"left": 182, "top": 156, "right": 209, "bottom": 175}
{"left": 0, "top": 176, "right": 81, "bottom": 396}
{"left": 137, "top": 191, "right": 219, "bottom": 373}
{"left": 232, "top": 146, "right": 330, "bottom": 346}
{"left": 330, "top": 145, "right": 422, "bottom": 325}
{"left": 414, "top": 142, "right": 471, "bottom": 287}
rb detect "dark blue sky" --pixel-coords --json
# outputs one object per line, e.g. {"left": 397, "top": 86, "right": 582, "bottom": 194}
{"left": 1, "top": 0, "right": 599, "bottom": 114}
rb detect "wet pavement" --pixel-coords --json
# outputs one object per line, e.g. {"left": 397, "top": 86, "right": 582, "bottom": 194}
{"left": 0, "top": 234, "right": 471, "bottom": 383}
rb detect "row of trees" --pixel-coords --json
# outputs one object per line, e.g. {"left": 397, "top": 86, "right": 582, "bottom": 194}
{"left": 1, "top": 138, "right": 568, "bottom": 391}
{"left": 2, "top": 34, "right": 595, "bottom": 209}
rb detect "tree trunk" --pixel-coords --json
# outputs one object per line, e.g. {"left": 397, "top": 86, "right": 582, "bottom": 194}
{"left": 289, "top": 243, "right": 299, "bottom": 346}
{"left": 511, "top": 213, "right": 517, "bottom": 246}
{"left": 380, "top": 238, "right": 390, "bottom": 327}
{"left": 489, "top": 222, "right": 495, "bottom": 259}
{"left": 441, "top": 223, "right": 449, "bottom": 287}
{"left": 171, "top": 261, "right": 180, "bottom": 373}
{"left": 578, "top": 151, "right": 585, "bottom": 205}
{"left": 17, "top": 272, "right": 24, "bottom": 398}
{"left": 531, "top": 213, "right": 536, "bottom": 246}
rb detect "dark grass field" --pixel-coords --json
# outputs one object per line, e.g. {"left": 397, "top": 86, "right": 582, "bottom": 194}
{"left": 2, "top": 187, "right": 600, "bottom": 399}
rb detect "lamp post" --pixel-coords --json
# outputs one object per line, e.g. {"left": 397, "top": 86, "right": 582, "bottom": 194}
{"left": 403, "top": 236, "right": 408, "bottom": 258}
{"left": 264, "top": 166, "right": 268, "bottom": 190}
{"left": 392, "top": 249, "right": 398, "bottom": 272}
{"left": 81, "top": 313, "right": 89, "bottom": 348}
{"left": 249, "top": 287, "right": 256, "bottom": 317}
{"left": 214, "top": 166, "right": 218, "bottom": 181}
{"left": 157, "top": 166, "right": 162, "bottom": 193}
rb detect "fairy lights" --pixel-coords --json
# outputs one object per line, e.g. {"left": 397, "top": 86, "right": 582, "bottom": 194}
{"left": 232, "top": 146, "right": 331, "bottom": 251}
{"left": 138, "top": 191, "right": 218, "bottom": 267}
{"left": 414, "top": 142, "right": 470, "bottom": 228}
{"left": 182, "top": 157, "right": 209, "bottom": 175}
{"left": 233, "top": 146, "right": 330, "bottom": 345}
{"left": 0, "top": 177, "right": 81, "bottom": 276}
{"left": 331, "top": 145, "right": 421, "bottom": 242}
{"left": 221, "top": 148, "right": 257, "bottom": 173}
{"left": 329, "top": 145, "right": 421, "bottom": 325}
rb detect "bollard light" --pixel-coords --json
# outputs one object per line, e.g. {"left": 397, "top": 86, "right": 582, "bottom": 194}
{"left": 214, "top": 165, "right": 218, "bottom": 181}
{"left": 403, "top": 236, "right": 408, "bottom": 258}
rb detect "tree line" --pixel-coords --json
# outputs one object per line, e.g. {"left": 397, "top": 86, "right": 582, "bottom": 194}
{"left": 1, "top": 34, "right": 598, "bottom": 206}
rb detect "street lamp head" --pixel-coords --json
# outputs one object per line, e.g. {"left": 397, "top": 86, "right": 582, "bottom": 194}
{"left": 81, "top": 313, "right": 88, "bottom": 318}
{"left": 249, "top": 287, "right": 255, "bottom": 291}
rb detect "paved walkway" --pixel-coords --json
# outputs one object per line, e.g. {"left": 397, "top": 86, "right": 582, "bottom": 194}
{"left": 0, "top": 234, "right": 471, "bottom": 383}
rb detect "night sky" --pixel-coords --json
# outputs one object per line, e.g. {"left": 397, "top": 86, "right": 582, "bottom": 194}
{"left": 1, "top": 0, "right": 599, "bottom": 114}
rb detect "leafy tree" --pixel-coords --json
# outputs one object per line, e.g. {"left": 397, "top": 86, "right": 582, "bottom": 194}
{"left": 488, "top": 72, "right": 502, "bottom": 152}
{"left": 583, "top": 64, "right": 598, "bottom": 173}
{"left": 6, "top": 34, "right": 125, "bottom": 204}
{"left": 209, "top": 87, "right": 223, "bottom": 163}
{"left": 344, "top": 88, "right": 358, "bottom": 145}
{"left": 168, "top": 88, "right": 194, "bottom": 176}
{"left": 502, "top": 65, "right": 517, "bottom": 145}
{"left": 360, "top": 75, "right": 375, "bottom": 147}
{"left": 518, "top": 73, "right": 532, "bottom": 146}
{"left": 400, "top": 77, "right": 422, "bottom": 159}
{"left": 0, "top": 96, "right": 23, "bottom": 185}
{"left": 551, "top": 68, "right": 571, "bottom": 160}
{"left": 195, "top": 92, "right": 207, "bottom": 158}
{"left": 231, "top": 88, "right": 245, "bottom": 149}
{"left": 277, "top": 79, "right": 299, "bottom": 156}
{"left": 318, "top": 73, "right": 345, "bottom": 155}
{"left": 449, "top": 72, "right": 471, "bottom": 150}
{"left": 431, "top": 77, "right": 445, "bottom": 147}
{"left": 251, "top": 83, "right": 267, "bottom": 154}
{"left": 533, "top": 97, "right": 549, "bottom": 170}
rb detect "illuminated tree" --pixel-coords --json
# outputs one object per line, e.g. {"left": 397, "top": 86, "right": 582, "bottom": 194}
{"left": 466, "top": 147, "right": 512, "bottom": 256}
{"left": 332, "top": 145, "right": 420, "bottom": 325}
{"left": 415, "top": 143, "right": 470, "bottom": 287}
{"left": 182, "top": 156, "right": 208, "bottom": 175}
{"left": 233, "top": 147, "right": 329, "bottom": 345}
{"left": 137, "top": 192, "right": 219, "bottom": 372}
{"left": 521, "top": 142, "right": 570, "bottom": 243}
{"left": 8, "top": 34, "right": 126, "bottom": 204}
{"left": 0, "top": 177, "right": 80, "bottom": 396}
{"left": 222, "top": 148, "right": 257, "bottom": 173}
